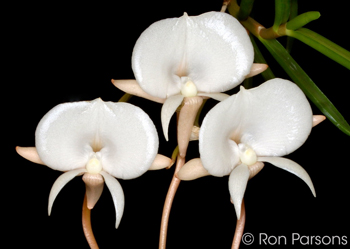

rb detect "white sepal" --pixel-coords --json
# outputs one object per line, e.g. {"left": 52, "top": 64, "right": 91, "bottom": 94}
{"left": 258, "top": 156, "right": 316, "bottom": 197}
{"left": 100, "top": 171, "right": 125, "bottom": 229}
{"left": 161, "top": 94, "right": 184, "bottom": 141}
{"left": 48, "top": 168, "right": 87, "bottom": 215}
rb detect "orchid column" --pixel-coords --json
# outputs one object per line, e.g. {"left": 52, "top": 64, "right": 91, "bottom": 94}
{"left": 112, "top": 11, "right": 268, "bottom": 248}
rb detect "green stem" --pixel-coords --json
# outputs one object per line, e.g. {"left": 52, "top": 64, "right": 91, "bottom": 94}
{"left": 118, "top": 93, "right": 133, "bottom": 102}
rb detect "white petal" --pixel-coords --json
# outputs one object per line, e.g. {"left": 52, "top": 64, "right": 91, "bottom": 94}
{"left": 312, "top": 115, "right": 326, "bottom": 127}
{"left": 132, "top": 12, "right": 253, "bottom": 98}
{"left": 100, "top": 171, "right": 125, "bottom": 229}
{"left": 48, "top": 168, "right": 87, "bottom": 215}
{"left": 239, "top": 79, "right": 313, "bottom": 156}
{"left": 111, "top": 79, "right": 166, "bottom": 103}
{"left": 199, "top": 93, "right": 241, "bottom": 176}
{"left": 161, "top": 94, "right": 184, "bottom": 141}
{"left": 177, "top": 158, "right": 210, "bottom": 180}
{"left": 36, "top": 98, "right": 159, "bottom": 179}
{"left": 149, "top": 154, "right": 173, "bottom": 170}
{"left": 197, "top": 92, "right": 229, "bottom": 101}
{"left": 258, "top": 156, "right": 316, "bottom": 197}
{"left": 200, "top": 79, "right": 313, "bottom": 166}
{"left": 82, "top": 173, "right": 105, "bottom": 209}
{"left": 245, "top": 63, "right": 268, "bottom": 78}
{"left": 16, "top": 146, "right": 45, "bottom": 165}
{"left": 228, "top": 164, "right": 250, "bottom": 219}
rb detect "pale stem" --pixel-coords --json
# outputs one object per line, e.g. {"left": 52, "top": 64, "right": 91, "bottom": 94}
{"left": 159, "top": 155, "right": 185, "bottom": 249}
{"left": 82, "top": 194, "right": 99, "bottom": 249}
{"left": 221, "top": 0, "right": 231, "bottom": 12}
{"left": 231, "top": 199, "right": 246, "bottom": 249}
{"left": 159, "top": 98, "right": 201, "bottom": 248}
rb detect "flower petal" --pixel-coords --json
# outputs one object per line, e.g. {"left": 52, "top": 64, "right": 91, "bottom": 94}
{"left": 245, "top": 63, "right": 268, "bottom": 78}
{"left": 248, "top": 161, "right": 264, "bottom": 179}
{"left": 197, "top": 92, "right": 229, "bottom": 101}
{"left": 199, "top": 93, "right": 241, "bottom": 176}
{"left": 161, "top": 94, "right": 184, "bottom": 141}
{"left": 237, "top": 79, "right": 313, "bottom": 156}
{"left": 228, "top": 164, "right": 250, "bottom": 219}
{"left": 16, "top": 146, "right": 45, "bottom": 165}
{"left": 312, "top": 115, "right": 326, "bottom": 127}
{"left": 258, "top": 156, "right": 316, "bottom": 197}
{"left": 200, "top": 78, "right": 313, "bottom": 166}
{"left": 82, "top": 173, "right": 105, "bottom": 209}
{"left": 111, "top": 79, "right": 166, "bottom": 103}
{"left": 149, "top": 154, "right": 173, "bottom": 170}
{"left": 132, "top": 12, "right": 253, "bottom": 98}
{"left": 48, "top": 168, "right": 87, "bottom": 215}
{"left": 177, "top": 158, "right": 210, "bottom": 180}
{"left": 36, "top": 98, "right": 159, "bottom": 179}
{"left": 100, "top": 171, "right": 125, "bottom": 229}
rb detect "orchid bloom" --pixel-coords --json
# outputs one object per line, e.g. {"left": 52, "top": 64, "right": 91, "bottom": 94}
{"left": 178, "top": 79, "right": 322, "bottom": 219}
{"left": 112, "top": 11, "right": 267, "bottom": 156}
{"left": 16, "top": 98, "right": 169, "bottom": 228}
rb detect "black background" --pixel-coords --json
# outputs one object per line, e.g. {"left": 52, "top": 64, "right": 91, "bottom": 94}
{"left": 6, "top": 1, "right": 349, "bottom": 248}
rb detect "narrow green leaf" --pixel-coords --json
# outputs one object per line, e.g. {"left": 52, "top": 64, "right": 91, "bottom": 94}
{"left": 273, "top": 0, "right": 291, "bottom": 32}
{"left": 237, "top": 0, "right": 255, "bottom": 20}
{"left": 286, "top": 0, "right": 298, "bottom": 53}
{"left": 250, "top": 35, "right": 275, "bottom": 80}
{"left": 286, "top": 11, "right": 321, "bottom": 30}
{"left": 289, "top": 0, "right": 298, "bottom": 20}
{"left": 287, "top": 28, "right": 350, "bottom": 70}
{"left": 258, "top": 37, "right": 350, "bottom": 135}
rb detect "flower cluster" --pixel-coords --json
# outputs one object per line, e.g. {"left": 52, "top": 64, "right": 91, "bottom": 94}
{"left": 16, "top": 11, "right": 323, "bottom": 248}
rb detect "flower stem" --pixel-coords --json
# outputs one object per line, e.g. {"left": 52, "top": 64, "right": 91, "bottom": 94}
{"left": 159, "top": 155, "right": 185, "bottom": 249}
{"left": 82, "top": 194, "right": 99, "bottom": 249}
{"left": 231, "top": 200, "right": 246, "bottom": 249}
{"left": 118, "top": 93, "right": 133, "bottom": 102}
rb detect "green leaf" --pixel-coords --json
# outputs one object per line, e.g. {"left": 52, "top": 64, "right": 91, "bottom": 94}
{"left": 286, "top": 0, "right": 298, "bottom": 53}
{"left": 286, "top": 11, "right": 320, "bottom": 30}
{"left": 258, "top": 37, "right": 350, "bottom": 136}
{"left": 237, "top": 0, "right": 255, "bottom": 20}
{"left": 250, "top": 35, "right": 275, "bottom": 80}
{"left": 286, "top": 28, "right": 350, "bottom": 70}
{"left": 273, "top": 0, "right": 291, "bottom": 32}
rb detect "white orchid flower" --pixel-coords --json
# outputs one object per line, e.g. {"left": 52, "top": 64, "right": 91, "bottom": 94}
{"left": 178, "top": 79, "right": 321, "bottom": 219}
{"left": 16, "top": 98, "right": 169, "bottom": 228}
{"left": 112, "top": 11, "right": 267, "bottom": 156}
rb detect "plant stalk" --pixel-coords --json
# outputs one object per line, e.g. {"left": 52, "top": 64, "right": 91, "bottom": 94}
{"left": 82, "top": 194, "right": 99, "bottom": 249}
